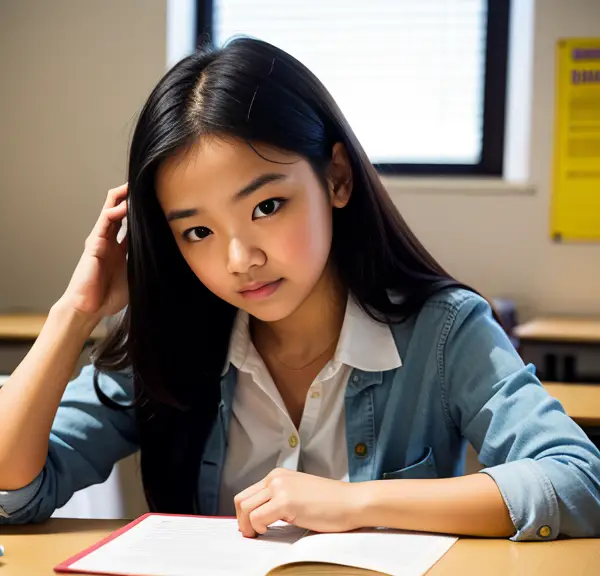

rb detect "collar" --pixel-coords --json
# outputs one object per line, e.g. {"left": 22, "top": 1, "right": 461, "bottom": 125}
{"left": 221, "top": 294, "right": 402, "bottom": 376}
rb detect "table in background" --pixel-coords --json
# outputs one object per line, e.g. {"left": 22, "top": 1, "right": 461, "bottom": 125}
{"left": 1, "top": 519, "right": 600, "bottom": 575}
{"left": 515, "top": 317, "right": 600, "bottom": 382}
{"left": 0, "top": 313, "right": 107, "bottom": 376}
{"left": 543, "top": 383, "right": 600, "bottom": 427}
{"left": 0, "top": 314, "right": 107, "bottom": 343}
{"left": 543, "top": 381, "right": 600, "bottom": 450}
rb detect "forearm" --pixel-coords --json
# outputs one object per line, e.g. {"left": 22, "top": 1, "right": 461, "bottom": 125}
{"left": 354, "top": 473, "right": 515, "bottom": 538}
{"left": 0, "top": 301, "right": 99, "bottom": 489}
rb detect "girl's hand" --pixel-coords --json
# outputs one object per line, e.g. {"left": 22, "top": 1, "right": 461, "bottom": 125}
{"left": 234, "top": 468, "right": 364, "bottom": 538}
{"left": 58, "top": 183, "right": 129, "bottom": 322}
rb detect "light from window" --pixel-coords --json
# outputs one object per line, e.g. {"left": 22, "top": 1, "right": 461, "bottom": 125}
{"left": 213, "top": 0, "right": 487, "bottom": 165}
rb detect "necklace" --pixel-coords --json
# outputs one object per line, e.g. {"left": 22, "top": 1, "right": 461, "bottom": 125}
{"left": 271, "top": 336, "right": 338, "bottom": 371}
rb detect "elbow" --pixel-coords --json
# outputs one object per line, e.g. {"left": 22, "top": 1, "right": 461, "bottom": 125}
{"left": 0, "top": 502, "right": 54, "bottom": 525}
{"left": 0, "top": 471, "right": 52, "bottom": 525}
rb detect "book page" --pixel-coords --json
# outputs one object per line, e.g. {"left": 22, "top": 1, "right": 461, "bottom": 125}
{"left": 269, "top": 528, "right": 458, "bottom": 576}
{"left": 68, "top": 515, "right": 307, "bottom": 576}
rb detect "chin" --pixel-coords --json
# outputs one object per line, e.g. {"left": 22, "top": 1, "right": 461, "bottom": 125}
{"left": 241, "top": 286, "right": 311, "bottom": 323}
{"left": 244, "top": 300, "right": 298, "bottom": 322}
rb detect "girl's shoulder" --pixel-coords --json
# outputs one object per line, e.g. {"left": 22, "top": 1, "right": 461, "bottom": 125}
{"left": 421, "top": 286, "right": 488, "bottom": 316}
{"left": 387, "top": 286, "right": 490, "bottom": 327}
{"left": 387, "top": 287, "right": 494, "bottom": 350}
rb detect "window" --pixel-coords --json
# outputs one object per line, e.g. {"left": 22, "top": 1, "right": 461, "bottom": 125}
{"left": 196, "top": 0, "right": 510, "bottom": 176}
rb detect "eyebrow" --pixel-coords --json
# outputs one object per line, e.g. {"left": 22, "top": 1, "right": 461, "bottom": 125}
{"left": 166, "top": 172, "right": 288, "bottom": 222}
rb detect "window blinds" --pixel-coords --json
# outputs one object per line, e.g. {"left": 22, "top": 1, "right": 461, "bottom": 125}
{"left": 213, "top": 0, "right": 488, "bottom": 164}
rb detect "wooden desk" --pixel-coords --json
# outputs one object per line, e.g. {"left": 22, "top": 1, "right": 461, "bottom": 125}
{"left": 515, "top": 317, "right": 600, "bottom": 344}
{"left": 1, "top": 519, "right": 600, "bottom": 576}
{"left": 0, "top": 314, "right": 106, "bottom": 343}
{"left": 0, "top": 314, "right": 107, "bottom": 376}
{"left": 515, "top": 317, "right": 600, "bottom": 382}
{"left": 543, "top": 383, "right": 600, "bottom": 427}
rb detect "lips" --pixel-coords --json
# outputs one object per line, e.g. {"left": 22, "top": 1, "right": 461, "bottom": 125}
{"left": 238, "top": 279, "right": 283, "bottom": 300}
{"left": 238, "top": 280, "right": 277, "bottom": 293}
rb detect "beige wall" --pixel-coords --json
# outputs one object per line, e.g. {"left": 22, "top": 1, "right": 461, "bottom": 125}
{"left": 0, "top": 0, "right": 166, "bottom": 313}
{"left": 392, "top": 0, "right": 600, "bottom": 320}
{"left": 0, "top": 1, "right": 167, "bottom": 518}
{"left": 0, "top": 0, "right": 598, "bottom": 320}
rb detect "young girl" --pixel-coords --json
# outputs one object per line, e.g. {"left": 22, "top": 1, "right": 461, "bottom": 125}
{"left": 1, "top": 38, "right": 599, "bottom": 542}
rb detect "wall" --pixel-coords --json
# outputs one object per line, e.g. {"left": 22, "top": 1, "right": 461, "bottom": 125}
{"left": 0, "top": 0, "right": 167, "bottom": 520}
{"left": 1, "top": 1, "right": 599, "bottom": 319}
{"left": 0, "top": 0, "right": 166, "bottom": 313}
{"left": 391, "top": 0, "right": 600, "bottom": 320}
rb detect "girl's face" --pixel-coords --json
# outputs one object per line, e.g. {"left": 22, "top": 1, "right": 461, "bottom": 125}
{"left": 156, "top": 137, "right": 350, "bottom": 322}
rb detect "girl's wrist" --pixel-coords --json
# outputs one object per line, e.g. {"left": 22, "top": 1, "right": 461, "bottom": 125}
{"left": 49, "top": 299, "right": 102, "bottom": 340}
{"left": 347, "top": 481, "right": 380, "bottom": 530}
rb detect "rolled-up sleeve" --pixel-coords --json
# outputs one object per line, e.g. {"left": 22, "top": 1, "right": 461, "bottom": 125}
{"left": 0, "top": 473, "right": 44, "bottom": 517}
{"left": 0, "top": 365, "right": 138, "bottom": 524}
{"left": 441, "top": 294, "right": 600, "bottom": 541}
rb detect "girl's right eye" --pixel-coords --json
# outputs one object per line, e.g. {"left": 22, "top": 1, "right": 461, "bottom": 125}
{"left": 183, "top": 226, "right": 212, "bottom": 242}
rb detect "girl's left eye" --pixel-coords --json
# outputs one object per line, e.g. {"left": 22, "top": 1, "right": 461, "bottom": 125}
{"left": 252, "top": 198, "right": 285, "bottom": 220}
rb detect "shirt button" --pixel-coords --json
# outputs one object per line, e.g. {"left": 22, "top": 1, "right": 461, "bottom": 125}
{"left": 537, "top": 525, "right": 552, "bottom": 538}
{"left": 355, "top": 442, "right": 368, "bottom": 457}
{"left": 288, "top": 434, "right": 299, "bottom": 448}
{"left": 352, "top": 375, "right": 360, "bottom": 383}
{"left": 310, "top": 389, "right": 321, "bottom": 399}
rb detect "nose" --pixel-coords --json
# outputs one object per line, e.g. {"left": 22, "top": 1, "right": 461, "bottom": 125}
{"left": 226, "top": 236, "right": 266, "bottom": 275}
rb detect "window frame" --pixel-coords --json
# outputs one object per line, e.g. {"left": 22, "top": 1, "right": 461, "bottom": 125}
{"left": 196, "top": 0, "right": 510, "bottom": 177}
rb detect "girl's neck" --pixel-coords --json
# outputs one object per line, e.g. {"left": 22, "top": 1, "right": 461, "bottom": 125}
{"left": 251, "top": 265, "right": 347, "bottom": 364}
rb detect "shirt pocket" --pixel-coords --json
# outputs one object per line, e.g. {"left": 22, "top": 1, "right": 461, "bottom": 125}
{"left": 382, "top": 446, "right": 437, "bottom": 480}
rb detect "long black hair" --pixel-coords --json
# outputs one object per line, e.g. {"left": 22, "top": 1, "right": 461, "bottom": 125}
{"left": 92, "top": 37, "right": 473, "bottom": 513}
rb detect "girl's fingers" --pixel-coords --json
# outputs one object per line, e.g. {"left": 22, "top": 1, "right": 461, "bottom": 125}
{"left": 92, "top": 201, "right": 127, "bottom": 240}
{"left": 103, "top": 183, "right": 128, "bottom": 210}
{"left": 237, "top": 487, "right": 272, "bottom": 538}
{"left": 248, "top": 498, "right": 283, "bottom": 536}
{"left": 234, "top": 479, "right": 267, "bottom": 521}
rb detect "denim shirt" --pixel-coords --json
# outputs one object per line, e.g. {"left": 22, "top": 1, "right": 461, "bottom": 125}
{"left": 2, "top": 289, "right": 600, "bottom": 541}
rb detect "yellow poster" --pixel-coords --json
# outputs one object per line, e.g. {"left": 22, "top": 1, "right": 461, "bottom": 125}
{"left": 550, "top": 38, "right": 600, "bottom": 241}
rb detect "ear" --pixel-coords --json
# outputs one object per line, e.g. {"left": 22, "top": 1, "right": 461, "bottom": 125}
{"left": 328, "top": 142, "right": 353, "bottom": 209}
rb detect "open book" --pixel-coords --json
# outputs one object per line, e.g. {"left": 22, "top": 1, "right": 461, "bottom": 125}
{"left": 55, "top": 513, "right": 457, "bottom": 576}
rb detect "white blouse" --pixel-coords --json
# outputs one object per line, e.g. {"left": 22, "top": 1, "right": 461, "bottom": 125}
{"left": 218, "top": 296, "right": 402, "bottom": 515}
